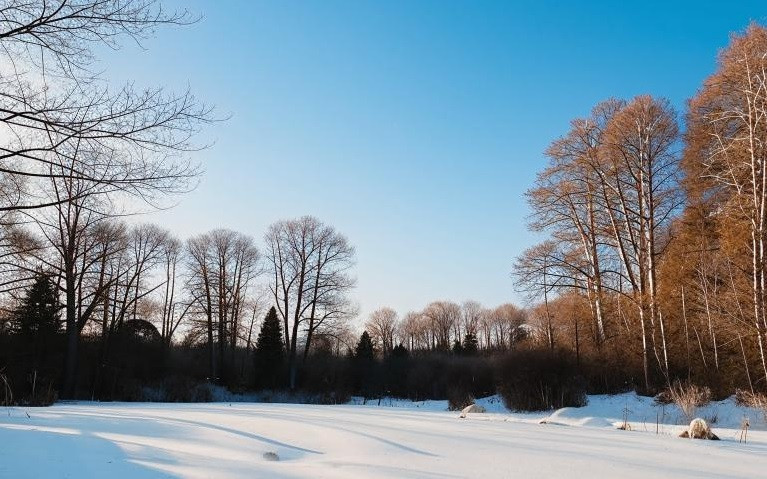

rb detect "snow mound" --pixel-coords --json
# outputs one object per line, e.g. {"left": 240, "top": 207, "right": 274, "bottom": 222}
{"left": 540, "top": 393, "right": 766, "bottom": 432}
{"left": 459, "top": 403, "right": 486, "bottom": 418}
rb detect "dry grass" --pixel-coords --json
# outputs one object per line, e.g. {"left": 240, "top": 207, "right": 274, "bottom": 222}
{"left": 1, "top": 372, "right": 12, "bottom": 406}
{"left": 666, "top": 381, "right": 711, "bottom": 421}
{"left": 735, "top": 389, "right": 767, "bottom": 422}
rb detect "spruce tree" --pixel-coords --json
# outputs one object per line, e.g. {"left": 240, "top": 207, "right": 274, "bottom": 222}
{"left": 452, "top": 339, "right": 464, "bottom": 355}
{"left": 12, "top": 275, "right": 60, "bottom": 341}
{"left": 11, "top": 274, "right": 60, "bottom": 379}
{"left": 463, "top": 332, "right": 479, "bottom": 355}
{"left": 391, "top": 343, "right": 409, "bottom": 358}
{"left": 355, "top": 331, "right": 375, "bottom": 361}
{"left": 253, "top": 307, "right": 285, "bottom": 389}
{"left": 353, "top": 331, "right": 377, "bottom": 397}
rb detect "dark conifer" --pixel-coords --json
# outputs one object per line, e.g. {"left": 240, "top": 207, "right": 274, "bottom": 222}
{"left": 355, "top": 331, "right": 375, "bottom": 361}
{"left": 12, "top": 274, "right": 60, "bottom": 342}
{"left": 253, "top": 307, "right": 285, "bottom": 388}
{"left": 463, "top": 332, "right": 479, "bottom": 355}
{"left": 391, "top": 343, "right": 409, "bottom": 358}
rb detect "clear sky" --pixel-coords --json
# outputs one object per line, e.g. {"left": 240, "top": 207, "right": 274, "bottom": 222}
{"left": 103, "top": 0, "right": 767, "bottom": 322}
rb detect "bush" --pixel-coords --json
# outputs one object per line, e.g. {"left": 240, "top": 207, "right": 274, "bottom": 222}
{"left": 447, "top": 386, "right": 474, "bottom": 411}
{"left": 579, "top": 347, "right": 641, "bottom": 394}
{"left": 496, "top": 349, "right": 587, "bottom": 411}
{"left": 301, "top": 353, "right": 352, "bottom": 403}
{"left": 444, "top": 357, "right": 493, "bottom": 410}
{"left": 19, "top": 373, "right": 57, "bottom": 406}
{"left": 735, "top": 389, "right": 767, "bottom": 422}
{"left": 157, "top": 376, "right": 213, "bottom": 402}
{"left": 665, "top": 380, "right": 711, "bottom": 421}
{"left": 404, "top": 356, "right": 445, "bottom": 401}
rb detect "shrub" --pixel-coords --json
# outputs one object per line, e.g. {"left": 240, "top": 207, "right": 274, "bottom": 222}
{"left": 155, "top": 376, "right": 213, "bottom": 402}
{"left": 447, "top": 386, "right": 474, "bottom": 411}
{"left": 301, "top": 353, "right": 352, "bottom": 402}
{"left": 496, "top": 349, "right": 587, "bottom": 411}
{"left": 404, "top": 356, "right": 446, "bottom": 401}
{"left": 444, "top": 357, "right": 494, "bottom": 410}
{"left": 580, "top": 347, "right": 641, "bottom": 394}
{"left": 735, "top": 389, "right": 767, "bottom": 422}
{"left": 20, "top": 373, "right": 57, "bottom": 406}
{"left": 666, "top": 381, "right": 711, "bottom": 421}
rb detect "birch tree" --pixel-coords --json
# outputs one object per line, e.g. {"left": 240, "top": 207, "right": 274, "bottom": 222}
{"left": 601, "top": 95, "right": 681, "bottom": 388}
{"left": 686, "top": 24, "right": 767, "bottom": 385}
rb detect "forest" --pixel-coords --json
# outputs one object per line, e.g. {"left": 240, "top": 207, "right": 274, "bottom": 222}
{"left": 513, "top": 24, "right": 767, "bottom": 402}
{"left": 2, "top": 1, "right": 767, "bottom": 414}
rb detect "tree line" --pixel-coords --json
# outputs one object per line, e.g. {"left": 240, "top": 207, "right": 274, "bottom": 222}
{"left": 364, "top": 302, "right": 526, "bottom": 354}
{"left": 0, "top": 213, "right": 360, "bottom": 401}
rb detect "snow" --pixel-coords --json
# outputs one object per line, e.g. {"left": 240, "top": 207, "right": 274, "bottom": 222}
{"left": 346, "top": 394, "right": 509, "bottom": 413}
{"left": 1, "top": 394, "right": 766, "bottom": 478}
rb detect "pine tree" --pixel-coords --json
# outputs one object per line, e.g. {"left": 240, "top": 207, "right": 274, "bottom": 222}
{"left": 11, "top": 274, "right": 60, "bottom": 380}
{"left": 463, "top": 332, "right": 479, "bottom": 355}
{"left": 452, "top": 339, "right": 464, "bottom": 355}
{"left": 12, "top": 275, "right": 60, "bottom": 341}
{"left": 391, "top": 343, "right": 409, "bottom": 358}
{"left": 355, "top": 331, "right": 375, "bottom": 360}
{"left": 253, "top": 307, "right": 285, "bottom": 389}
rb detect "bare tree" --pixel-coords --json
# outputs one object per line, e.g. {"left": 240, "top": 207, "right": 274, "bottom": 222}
{"left": 265, "top": 216, "right": 356, "bottom": 388}
{"left": 24, "top": 180, "right": 121, "bottom": 397}
{"left": 0, "top": 1, "right": 213, "bottom": 398}
{"left": 486, "top": 303, "right": 526, "bottom": 349}
{"left": 366, "top": 307, "right": 398, "bottom": 355}
{"left": 185, "top": 229, "right": 260, "bottom": 382}
{"left": 185, "top": 232, "right": 216, "bottom": 379}
{"left": 398, "top": 311, "right": 424, "bottom": 350}
{"left": 461, "top": 300, "right": 483, "bottom": 338}
{"left": 301, "top": 222, "right": 356, "bottom": 362}
{"left": 517, "top": 95, "right": 680, "bottom": 389}
{"left": 159, "top": 235, "right": 188, "bottom": 345}
{"left": 423, "top": 301, "right": 461, "bottom": 350}
{"left": 0, "top": 1, "right": 212, "bottom": 212}
{"left": 523, "top": 101, "right": 624, "bottom": 345}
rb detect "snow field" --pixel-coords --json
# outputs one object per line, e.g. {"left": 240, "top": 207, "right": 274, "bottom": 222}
{"left": 0, "top": 393, "right": 765, "bottom": 478}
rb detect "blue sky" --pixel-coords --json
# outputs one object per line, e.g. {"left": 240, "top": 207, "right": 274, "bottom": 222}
{"left": 104, "top": 1, "right": 767, "bottom": 321}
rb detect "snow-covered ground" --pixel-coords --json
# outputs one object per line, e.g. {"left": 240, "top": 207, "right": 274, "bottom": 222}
{"left": 1, "top": 394, "right": 765, "bottom": 478}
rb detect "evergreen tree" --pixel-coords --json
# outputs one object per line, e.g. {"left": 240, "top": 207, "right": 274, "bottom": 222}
{"left": 10, "top": 274, "right": 60, "bottom": 391}
{"left": 353, "top": 330, "right": 378, "bottom": 397}
{"left": 12, "top": 275, "right": 60, "bottom": 341}
{"left": 463, "top": 332, "right": 479, "bottom": 355}
{"left": 253, "top": 307, "right": 285, "bottom": 389}
{"left": 355, "top": 331, "right": 375, "bottom": 361}
{"left": 391, "top": 343, "right": 409, "bottom": 358}
{"left": 452, "top": 339, "right": 464, "bottom": 355}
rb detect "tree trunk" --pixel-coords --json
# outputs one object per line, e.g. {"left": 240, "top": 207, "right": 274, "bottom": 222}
{"left": 62, "top": 272, "right": 78, "bottom": 399}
